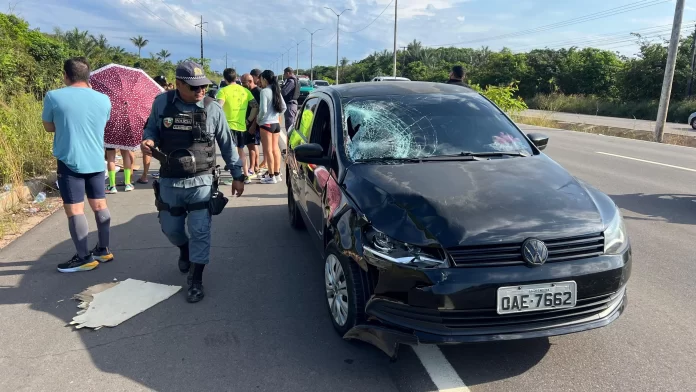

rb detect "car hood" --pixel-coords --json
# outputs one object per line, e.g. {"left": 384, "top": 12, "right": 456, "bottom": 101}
{"left": 342, "top": 155, "right": 605, "bottom": 248}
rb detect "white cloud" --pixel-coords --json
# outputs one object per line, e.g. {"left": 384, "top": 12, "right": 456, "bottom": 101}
{"left": 457, "top": 16, "right": 466, "bottom": 22}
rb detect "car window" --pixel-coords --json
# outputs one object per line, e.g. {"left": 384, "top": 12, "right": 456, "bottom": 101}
{"left": 309, "top": 100, "right": 332, "bottom": 156}
{"left": 342, "top": 93, "right": 534, "bottom": 161}
{"left": 289, "top": 98, "right": 319, "bottom": 149}
{"left": 299, "top": 79, "right": 311, "bottom": 87}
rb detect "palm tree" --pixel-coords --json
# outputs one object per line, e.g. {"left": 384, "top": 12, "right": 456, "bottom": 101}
{"left": 156, "top": 49, "right": 171, "bottom": 61}
{"left": 130, "top": 35, "right": 149, "bottom": 58}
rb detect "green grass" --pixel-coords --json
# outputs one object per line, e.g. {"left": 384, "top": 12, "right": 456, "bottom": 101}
{"left": 512, "top": 113, "right": 696, "bottom": 147}
{"left": 527, "top": 93, "right": 696, "bottom": 124}
{"left": 0, "top": 91, "right": 55, "bottom": 187}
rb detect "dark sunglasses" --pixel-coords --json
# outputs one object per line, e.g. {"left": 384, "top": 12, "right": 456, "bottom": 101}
{"left": 187, "top": 84, "right": 207, "bottom": 92}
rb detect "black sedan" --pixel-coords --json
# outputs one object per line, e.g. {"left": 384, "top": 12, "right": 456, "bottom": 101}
{"left": 284, "top": 82, "right": 631, "bottom": 359}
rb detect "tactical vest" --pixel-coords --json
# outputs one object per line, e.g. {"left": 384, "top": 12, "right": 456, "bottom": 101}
{"left": 284, "top": 76, "right": 300, "bottom": 102}
{"left": 158, "top": 91, "right": 216, "bottom": 179}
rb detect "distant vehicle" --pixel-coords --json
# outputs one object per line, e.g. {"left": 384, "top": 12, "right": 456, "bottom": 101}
{"left": 371, "top": 76, "right": 411, "bottom": 82}
{"left": 688, "top": 112, "right": 696, "bottom": 129}
{"left": 298, "top": 78, "right": 314, "bottom": 104}
{"left": 313, "top": 80, "right": 330, "bottom": 87}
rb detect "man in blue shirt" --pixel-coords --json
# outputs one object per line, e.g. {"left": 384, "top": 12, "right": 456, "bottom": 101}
{"left": 141, "top": 60, "right": 245, "bottom": 303}
{"left": 42, "top": 57, "right": 114, "bottom": 273}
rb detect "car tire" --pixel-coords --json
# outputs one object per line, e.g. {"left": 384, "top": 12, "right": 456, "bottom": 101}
{"left": 691, "top": 118, "right": 696, "bottom": 130}
{"left": 324, "top": 241, "right": 367, "bottom": 337}
{"left": 287, "top": 180, "right": 305, "bottom": 230}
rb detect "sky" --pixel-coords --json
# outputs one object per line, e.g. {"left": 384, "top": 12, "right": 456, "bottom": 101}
{"left": 6, "top": 0, "right": 696, "bottom": 75}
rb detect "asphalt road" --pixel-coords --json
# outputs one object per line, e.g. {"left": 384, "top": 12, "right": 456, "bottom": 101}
{"left": 1, "top": 125, "right": 695, "bottom": 391}
{"left": 522, "top": 109, "right": 694, "bottom": 135}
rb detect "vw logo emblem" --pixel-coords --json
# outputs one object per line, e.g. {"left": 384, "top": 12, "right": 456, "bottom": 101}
{"left": 521, "top": 238, "right": 548, "bottom": 266}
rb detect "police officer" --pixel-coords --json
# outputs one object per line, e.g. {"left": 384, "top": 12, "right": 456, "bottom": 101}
{"left": 141, "top": 61, "right": 245, "bottom": 303}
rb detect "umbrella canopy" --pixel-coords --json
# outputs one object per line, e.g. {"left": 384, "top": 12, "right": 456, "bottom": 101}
{"left": 90, "top": 64, "right": 165, "bottom": 150}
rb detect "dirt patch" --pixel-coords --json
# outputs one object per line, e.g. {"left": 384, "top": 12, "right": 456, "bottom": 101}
{"left": 0, "top": 188, "right": 63, "bottom": 249}
{"left": 513, "top": 114, "right": 696, "bottom": 148}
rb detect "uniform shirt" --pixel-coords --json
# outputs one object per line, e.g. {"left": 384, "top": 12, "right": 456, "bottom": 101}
{"left": 142, "top": 90, "right": 243, "bottom": 187}
{"left": 215, "top": 84, "right": 256, "bottom": 132}
{"left": 41, "top": 86, "right": 112, "bottom": 174}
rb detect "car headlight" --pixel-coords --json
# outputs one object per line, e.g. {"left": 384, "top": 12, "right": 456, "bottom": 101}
{"left": 362, "top": 228, "right": 449, "bottom": 269}
{"left": 604, "top": 209, "right": 629, "bottom": 255}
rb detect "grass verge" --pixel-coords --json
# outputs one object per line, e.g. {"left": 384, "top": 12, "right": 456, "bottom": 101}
{"left": 511, "top": 114, "right": 696, "bottom": 148}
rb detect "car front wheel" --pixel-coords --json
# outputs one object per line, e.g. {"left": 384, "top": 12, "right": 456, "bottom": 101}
{"left": 691, "top": 118, "right": 696, "bottom": 129}
{"left": 324, "top": 242, "right": 367, "bottom": 336}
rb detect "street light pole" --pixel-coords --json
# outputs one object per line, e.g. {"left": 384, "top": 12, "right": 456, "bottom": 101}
{"left": 325, "top": 7, "right": 351, "bottom": 85}
{"left": 294, "top": 40, "right": 305, "bottom": 71}
{"left": 655, "top": 0, "right": 685, "bottom": 143}
{"left": 393, "top": 0, "right": 398, "bottom": 77}
{"left": 303, "top": 28, "right": 323, "bottom": 81}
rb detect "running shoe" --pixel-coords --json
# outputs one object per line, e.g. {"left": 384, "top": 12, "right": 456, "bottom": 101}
{"left": 91, "top": 245, "right": 114, "bottom": 263}
{"left": 105, "top": 186, "right": 118, "bottom": 194}
{"left": 124, "top": 184, "right": 134, "bottom": 192}
{"left": 57, "top": 254, "right": 99, "bottom": 273}
{"left": 261, "top": 176, "right": 277, "bottom": 184}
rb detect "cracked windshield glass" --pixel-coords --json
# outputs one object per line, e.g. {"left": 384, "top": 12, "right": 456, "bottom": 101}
{"left": 343, "top": 93, "right": 534, "bottom": 161}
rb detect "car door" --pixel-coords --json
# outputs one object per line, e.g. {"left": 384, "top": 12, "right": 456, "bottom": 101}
{"left": 304, "top": 98, "right": 335, "bottom": 239}
{"left": 288, "top": 97, "right": 319, "bottom": 217}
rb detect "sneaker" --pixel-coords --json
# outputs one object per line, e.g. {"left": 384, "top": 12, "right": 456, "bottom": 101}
{"left": 57, "top": 254, "right": 99, "bottom": 273}
{"left": 91, "top": 245, "right": 114, "bottom": 263}
{"left": 244, "top": 178, "right": 251, "bottom": 184}
{"left": 261, "top": 176, "right": 277, "bottom": 184}
{"left": 275, "top": 174, "right": 283, "bottom": 182}
{"left": 105, "top": 186, "right": 118, "bottom": 194}
{"left": 124, "top": 184, "right": 134, "bottom": 192}
{"left": 247, "top": 169, "right": 254, "bottom": 176}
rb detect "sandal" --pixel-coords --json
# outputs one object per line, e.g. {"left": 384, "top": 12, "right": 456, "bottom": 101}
{"left": 137, "top": 178, "right": 149, "bottom": 184}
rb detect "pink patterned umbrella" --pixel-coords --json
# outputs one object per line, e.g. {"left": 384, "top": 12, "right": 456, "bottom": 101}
{"left": 89, "top": 64, "right": 164, "bottom": 150}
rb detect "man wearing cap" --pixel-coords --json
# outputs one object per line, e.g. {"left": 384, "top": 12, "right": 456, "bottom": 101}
{"left": 141, "top": 60, "right": 245, "bottom": 303}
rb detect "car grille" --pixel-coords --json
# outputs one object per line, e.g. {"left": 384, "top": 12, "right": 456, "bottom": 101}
{"left": 371, "top": 290, "right": 623, "bottom": 331}
{"left": 447, "top": 233, "right": 604, "bottom": 267}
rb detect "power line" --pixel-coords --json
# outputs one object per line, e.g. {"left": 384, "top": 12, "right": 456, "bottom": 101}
{"left": 314, "top": 33, "right": 337, "bottom": 47}
{"left": 156, "top": 0, "right": 197, "bottom": 27}
{"left": 427, "top": 0, "right": 670, "bottom": 48}
{"left": 342, "top": 0, "right": 394, "bottom": 33}
{"left": 132, "top": 0, "right": 188, "bottom": 34}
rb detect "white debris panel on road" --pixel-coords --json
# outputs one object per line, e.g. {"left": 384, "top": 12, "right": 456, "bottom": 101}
{"left": 70, "top": 279, "right": 181, "bottom": 330}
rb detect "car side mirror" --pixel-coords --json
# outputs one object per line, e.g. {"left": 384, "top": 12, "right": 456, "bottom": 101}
{"left": 527, "top": 133, "right": 549, "bottom": 150}
{"left": 294, "top": 143, "right": 331, "bottom": 167}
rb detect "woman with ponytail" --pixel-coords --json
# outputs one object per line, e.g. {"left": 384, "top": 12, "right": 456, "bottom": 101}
{"left": 256, "top": 70, "right": 287, "bottom": 184}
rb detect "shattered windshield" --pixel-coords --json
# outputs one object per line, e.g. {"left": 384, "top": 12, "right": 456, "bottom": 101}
{"left": 342, "top": 93, "right": 534, "bottom": 161}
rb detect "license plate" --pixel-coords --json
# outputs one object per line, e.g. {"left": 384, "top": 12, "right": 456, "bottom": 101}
{"left": 496, "top": 281, "right": 577, "bottom": 315}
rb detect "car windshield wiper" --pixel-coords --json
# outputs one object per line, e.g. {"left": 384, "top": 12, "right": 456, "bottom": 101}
{"left": 421, "top": 151, "right": 529, "bottom": 160}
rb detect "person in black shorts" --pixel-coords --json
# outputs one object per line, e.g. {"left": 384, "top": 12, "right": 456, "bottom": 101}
{"left": 41, "top": 57, "right": 115, "bottom": 273}
{"left": 241, "top": 73, "right": 262, "bottom": 175}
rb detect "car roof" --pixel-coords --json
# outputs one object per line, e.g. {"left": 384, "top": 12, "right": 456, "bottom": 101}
{"left": 320, "top": 81, "right": 476, "bottom": 99}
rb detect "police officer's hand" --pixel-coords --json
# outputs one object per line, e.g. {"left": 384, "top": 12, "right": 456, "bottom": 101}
{"left": 141, "top": 139, "right": 155, "bottom": 156}
{"left": 231, "top": 180, "right": 245, "bottom": 197}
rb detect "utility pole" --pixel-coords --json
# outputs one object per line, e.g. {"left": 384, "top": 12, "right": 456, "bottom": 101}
{"left": 393, "top": 0, "right": 398, "bottom": 77}
{"left": 292, "top": 39, "right": 305, "bottom": 71}
{"left": 225, "top": 53, "right": 228, "bottom": 69}
{"left": 688, "top": 24, "right": 696, "bottom": 97}
{"left": 303, "top": 28, "right": 323, "bottom": 81}
{"left": 325, "top": 7, "right": 351, "bottom": 85}
{"left": 195, "top": 15, "right": 208, "bottom": 64}
{"left": 655, "top": 0, "right": 685, "bottom": 143}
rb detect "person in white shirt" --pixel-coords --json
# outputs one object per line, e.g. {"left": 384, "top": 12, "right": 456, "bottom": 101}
{"left": 256, "top": 70, "right": 287, "bottom": 184}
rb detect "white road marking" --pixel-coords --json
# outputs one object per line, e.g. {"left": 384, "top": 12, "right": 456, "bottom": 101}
{"left": 596, "top": 152, "right": 696, "bottom": 173}
{"left": 412, "top": 344, "right": 471, "bottom": 392}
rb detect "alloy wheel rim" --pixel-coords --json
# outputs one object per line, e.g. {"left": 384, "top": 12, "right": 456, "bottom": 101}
{"left": 325, "top": 254, "right": 349, "bottom": 326}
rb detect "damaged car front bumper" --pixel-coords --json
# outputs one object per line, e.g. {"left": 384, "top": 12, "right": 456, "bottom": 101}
{"left": 344, "top": 250, "right": 631, "bottom": 359}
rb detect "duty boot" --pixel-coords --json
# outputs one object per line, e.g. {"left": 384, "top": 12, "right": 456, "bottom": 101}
{"left": 187, "top": 263, "right": 205, "bottom": 303}
{"left": 178, "top": 242, "right": 191, "bottom": 273}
